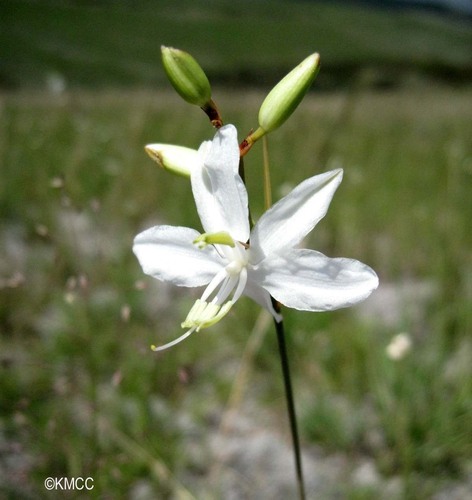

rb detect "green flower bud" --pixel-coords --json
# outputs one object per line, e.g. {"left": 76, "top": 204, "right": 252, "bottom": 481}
{"left": 145, "top": 144, "right": 198, "bottom": 178}
{"left": 161, "top": 46, "right": 212, "bottom": 107}
{"left": 257, "top": 53, "right": 320, "bottom": 134}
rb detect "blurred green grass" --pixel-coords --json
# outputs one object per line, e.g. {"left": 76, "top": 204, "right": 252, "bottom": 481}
{"left": 1, "top": 0, "right": 471, "bottom": 89}
{"left": 1, "top": 1, "right": 472, "bottom": 496}
{"left": 1, "top": 84, "right": 471, "bottom": 497}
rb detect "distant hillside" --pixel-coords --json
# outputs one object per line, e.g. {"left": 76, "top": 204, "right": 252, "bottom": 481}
{"left": 1, "top": 0, "right": 471, "bottom": 90}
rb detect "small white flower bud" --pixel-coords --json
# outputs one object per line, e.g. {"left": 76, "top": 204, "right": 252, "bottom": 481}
{"left": 145, "top": 144, "right": 198, "bottom": 178}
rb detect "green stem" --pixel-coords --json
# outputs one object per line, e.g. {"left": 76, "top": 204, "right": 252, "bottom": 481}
{"left": 272, "top": 301, "right": 306, "bottom": 500}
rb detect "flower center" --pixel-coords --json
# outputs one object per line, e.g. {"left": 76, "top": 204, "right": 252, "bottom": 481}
{"left": 225, "top": 255, "right": 244, "bottom": 276}
{"left": 181, "top": 238, "right": 248, "bottom": 330}
{"left": 151, "top": 235, "right": 249, "bottom": 352}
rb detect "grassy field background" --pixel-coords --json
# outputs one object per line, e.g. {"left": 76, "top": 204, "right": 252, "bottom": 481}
{"left": 1, "top": 0, "right": 472, "bottom": 89}
{"left": 1, "top": 0, "right": 472, "bottom": 498}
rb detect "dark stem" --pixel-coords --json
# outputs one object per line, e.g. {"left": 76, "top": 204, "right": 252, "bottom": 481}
{"left": 239, "top": 142, "right": 304, "bottom": 496}
{"left": 238, "top": 157, "right": 254, "bottom": 230}
{"left": 201, "top": 99, "right": 223, "bottom": 129}
{"left": 272, "top": 300, "right": 306, "bottom": 500}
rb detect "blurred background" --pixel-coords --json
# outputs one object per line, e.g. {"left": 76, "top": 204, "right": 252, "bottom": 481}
{"left": 1, "top": 0, "right": 471, "bottom": 498}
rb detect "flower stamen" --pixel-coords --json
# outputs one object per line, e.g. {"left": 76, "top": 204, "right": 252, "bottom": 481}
{"left": 194, "top": 231, "right": 235, "bottom": 249}
{"left": 150, "top": 236, "right": 250, "bottom": 351}
{"left": 181, "top": 299, "right": 234, "bottom": 330}
{"left": 151, "top": 327, "right": 197, "bottom": 352}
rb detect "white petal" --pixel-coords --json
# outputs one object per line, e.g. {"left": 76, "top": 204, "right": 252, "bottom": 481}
{"left": 244, "top": 279, "right": 283, "bottom": 322}
{"left": 191, "top": 125, "right": 249, "bottom": 242}
{"left": 250, "top": 169, "right": 343, "bottom": 262}
{"left": 251, "top": 248, "right": 379, "bottom": 311}
{"left": 133, "top": 225, "right": 223, "bottom": 287}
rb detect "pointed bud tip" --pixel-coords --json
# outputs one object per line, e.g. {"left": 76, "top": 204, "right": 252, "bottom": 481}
{"left": 144, "top": 145, "right": 164, "bottom": 167}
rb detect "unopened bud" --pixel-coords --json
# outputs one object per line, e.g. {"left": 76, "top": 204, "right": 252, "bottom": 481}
{"left": 258, "top": 53, "right": 320, "bottom": 134}
{"left": 161, "top": 46, "right": 211, "bottom": 107}
{"left": 161, "top": 46, "right": 223, "bottom": 128}
{"left": 145, "top": 144, "right": 198, "bottom": 178}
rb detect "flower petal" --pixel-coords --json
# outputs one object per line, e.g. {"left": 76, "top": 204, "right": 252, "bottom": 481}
{"left": 252, "top": 248, "right": 378, "bottom": 311}
{"left": 191, "top": 124, "right": 249, "bottom": 242}
{"left": 133, "top": 225, "right": 223, "bottom": 287}
{"left": 250, "top": 169, "right": 343, "bottom": 262}
{"left": 244, "top": 279, "right": 283, "bottom": 322}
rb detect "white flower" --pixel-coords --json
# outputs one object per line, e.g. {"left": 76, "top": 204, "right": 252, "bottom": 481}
{"left": 133, "top": 125, "right": 379, "bottom": 350}
{"left": 386, "top": 333, "right": 412, "bottom": 360}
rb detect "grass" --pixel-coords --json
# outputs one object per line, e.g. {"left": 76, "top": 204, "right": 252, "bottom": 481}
{"left": 1, "top": 2, "right": 471, "bottom": 496}
{"left": 1, "top": 0, "right": 471, "bottom": 89}
{"left": 1, "top": 83, "right": 471, "bottom": 497}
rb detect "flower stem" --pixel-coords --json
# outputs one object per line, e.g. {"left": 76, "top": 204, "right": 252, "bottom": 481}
{"left": 201, "top": 99, "right": 223, "bottom": 129}
{"left": 238, "top": 156, "right": 255, "bottom": 230}
{"left": 262, "top": 135, "right": 272, "bottom": 210}
{"left": 272, "top": 300, "right": 306, "bottom": 500}
{"left": 243, "top": 133, "right": 305, "bottom": 497}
